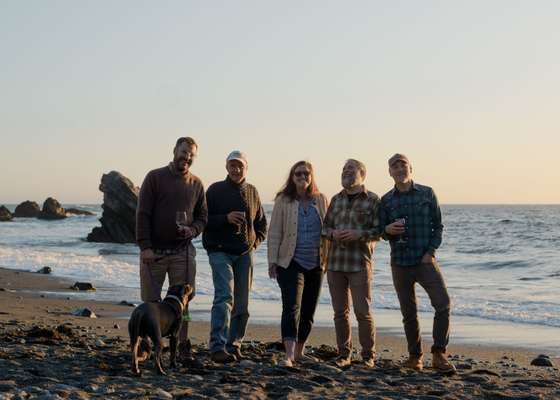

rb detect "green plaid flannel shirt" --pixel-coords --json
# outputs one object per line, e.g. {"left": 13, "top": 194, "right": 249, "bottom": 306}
{"left": 321, "top": 187, "right": 382, "bottom": 272}
{"left": 380, "top": 182, "right": 443, "bottom": 266}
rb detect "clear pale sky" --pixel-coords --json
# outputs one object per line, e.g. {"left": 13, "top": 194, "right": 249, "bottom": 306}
{"left": 1, "top": 1, "right": 559, "bottom": 204}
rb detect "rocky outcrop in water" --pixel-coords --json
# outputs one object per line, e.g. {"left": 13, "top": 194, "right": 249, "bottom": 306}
{"left": 0, "top": 205, "right": 13, "bottom": 222}
{"left": 86, "top": 171, "right": 139, "bottom": 243}
{"left": 38, "top": 198, "right": 67, "bottom": 220}
{"left": 65, "top": 208, "right": 95, "bottom": 216}
{"left": 14, "top": 201, "right": 40, "bottom": 218}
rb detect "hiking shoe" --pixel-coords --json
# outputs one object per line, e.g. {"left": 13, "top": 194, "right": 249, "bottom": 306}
{"left": 432, "top": 351, "right": 456, "bottom": 373}
{"left": 334, "top": 355, "right": 352, "bottom": 368}
{"left": 402, "top": 355, "right": 424, "bottom": 371}
{"left": 362, "top": 356, "right": 375, "bottom": 369}
{"left": 178, "top": 339, "right": 194, "bottom": 363}
{"left": 211, "top": 350, "right": 236, "bottom": 364}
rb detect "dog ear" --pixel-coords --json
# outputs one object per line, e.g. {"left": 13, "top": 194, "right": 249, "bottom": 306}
{"left": 183, "top": 284, "right": 193, "bottom": 296}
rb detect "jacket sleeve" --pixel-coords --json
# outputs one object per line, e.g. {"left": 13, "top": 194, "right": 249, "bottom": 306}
{"left": 205, "top": 184, "right": 229, "bottom": 230}
{"left": 428, "top": 188, "right": 443, "bottom": 254}
{"left": 190, "top": 182, "right": 208, "bottom": 238}
{"left": 267, "top": 197, "right": 284, "bottom": 265}
{"left": 321, "top": 195, "right": 337, "bottom": 238}
{"left": 252, "top": 187, "right": 267, "bottom": 249}
{"left": 136, "top": 172, "right": 155, "bottom": 251}
{"left": 379, "top": 197, "right": 393, "bottom": 241}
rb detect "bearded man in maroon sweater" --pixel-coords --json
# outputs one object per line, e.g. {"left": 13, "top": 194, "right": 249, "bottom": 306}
{"left": 136, "top": 136, "right": 208, "bottom": 362}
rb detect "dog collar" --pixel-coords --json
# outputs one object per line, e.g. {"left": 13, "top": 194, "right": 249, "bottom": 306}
{"left": 163, "top": 295, "right": 184, "bottom": 316}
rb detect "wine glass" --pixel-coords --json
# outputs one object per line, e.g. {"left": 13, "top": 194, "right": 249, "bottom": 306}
{"left": 396, "top": 217, "right": 407, "bottom": 243}
{"left": 176, "top": 211, "right": 188, "bottom": 236}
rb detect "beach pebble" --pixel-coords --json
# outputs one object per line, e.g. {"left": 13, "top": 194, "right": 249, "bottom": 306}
{"left": 72, "top": 308, "right": 97, "bottom": 318}
{"left": 119, "top": 300, "right": 137, "bottom": 307}
{"left": 240, "top": 359, "right": 256, "bottom": 368}
{"left": 113, "top": 324, "right": 120, "bottom": 329}
{"left": 70, "top": 282, "right": 96, "bottom": 291}
{"left": 95, "top": 339, "right": 106, "bottom": 347}
{"left": 531, "top": 355, "right": 554, "bottom": 367}
{"left": 36, "top": 267, "right": 52, "bottom": 274}
{"left": 152, "top": 389, "right": 173, "bottom": 399}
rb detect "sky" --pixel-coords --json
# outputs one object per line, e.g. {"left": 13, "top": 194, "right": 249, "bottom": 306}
{"left": 1, "top": 1, "right": 559, "bottom": 204}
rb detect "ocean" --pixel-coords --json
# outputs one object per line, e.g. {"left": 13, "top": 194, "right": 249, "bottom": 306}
{"left": 1, "top": 204, "right": 559, "bottom": 352}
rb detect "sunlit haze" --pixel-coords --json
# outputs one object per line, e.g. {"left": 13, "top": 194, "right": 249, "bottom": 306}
{"left": 1, "top": 1, "right": 559, "bottom": 204}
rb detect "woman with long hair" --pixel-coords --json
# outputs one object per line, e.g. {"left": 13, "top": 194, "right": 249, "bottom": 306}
{"left": 267, "top": 160, "right": 329, "bottom": 366}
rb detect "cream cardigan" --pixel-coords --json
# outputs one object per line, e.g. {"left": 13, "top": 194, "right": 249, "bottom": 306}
{"left": 267, "top": 193, "right": 329, "bottom": 270}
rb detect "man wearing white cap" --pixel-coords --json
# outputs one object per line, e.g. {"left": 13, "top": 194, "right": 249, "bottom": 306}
{"left": 203, "top": 151, "right": 267, "bottom": 363}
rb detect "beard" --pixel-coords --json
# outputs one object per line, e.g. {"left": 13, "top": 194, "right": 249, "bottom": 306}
{"left": 341, "top": 174, "right": 358, "bottom": 189}
{"left": 174, "top": 157, "right": 193, "bottom": 172}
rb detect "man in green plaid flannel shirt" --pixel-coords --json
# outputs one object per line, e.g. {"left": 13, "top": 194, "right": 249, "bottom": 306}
{"left": 321, "top": 159, "right": 382, "bottom": 368}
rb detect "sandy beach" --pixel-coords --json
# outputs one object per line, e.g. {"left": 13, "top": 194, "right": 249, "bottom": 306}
{"left": 1, "top": 266, "right": 559, "bottom": 399}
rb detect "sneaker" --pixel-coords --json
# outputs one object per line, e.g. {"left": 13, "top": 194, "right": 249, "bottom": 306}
{"left": 402, "top": 355, "right": 424, "bottom": 371}
{"left": 178, "top": 340, "right": 194, "bottom": 363}
{"left": 432, "top": 351, "right": 456, "bottom": 373}
{"left": 334, "top": 355, "right": 352, "bottom": 368}
{"left": 362, "top": 356, "right": 375, "bottom": 368}
{"left": 211, "top": 350, "right": 236, "bottom": 364}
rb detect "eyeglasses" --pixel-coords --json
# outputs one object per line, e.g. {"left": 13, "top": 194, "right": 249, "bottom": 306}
{"left": 294, "top": 171, "right": 310, "bottom": 178}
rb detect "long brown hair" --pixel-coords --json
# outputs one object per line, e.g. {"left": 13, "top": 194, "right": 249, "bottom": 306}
{"left": 275, "top": 161, "right": 320, "bottom": 201}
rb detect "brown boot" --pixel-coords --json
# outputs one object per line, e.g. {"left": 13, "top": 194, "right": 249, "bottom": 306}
{"left": 432, "top": 351, "right": 456, "bottom": 373}
{"left": 402, "top": 354, "right": 424, "bottom": 371}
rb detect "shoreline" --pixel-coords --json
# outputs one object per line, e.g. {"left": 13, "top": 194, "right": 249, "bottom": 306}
{"left": 1, "top": 266, "right": 558, "bottom": 362}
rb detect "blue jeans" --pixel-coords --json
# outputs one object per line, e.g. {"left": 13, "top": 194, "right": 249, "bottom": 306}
{"left": 208, "top": 251, "right": 253, "bottom": 354}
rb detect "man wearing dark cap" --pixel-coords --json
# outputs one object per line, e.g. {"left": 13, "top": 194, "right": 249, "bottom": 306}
{"left": 380, "top": 154, "right": 455, "bottom": 373}
{"left": 203, "top": 150, "right": 267, "bottom": 363}
{"left": 136, "top": 136, "right": 208, "bottom": 362}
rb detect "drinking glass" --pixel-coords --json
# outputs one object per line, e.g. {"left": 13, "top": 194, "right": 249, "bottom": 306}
{"left": 396, "top": 217, "right": 407, "bottom": 243}
{"left": 176, "top": 211, "right": 188, "bottom": 234}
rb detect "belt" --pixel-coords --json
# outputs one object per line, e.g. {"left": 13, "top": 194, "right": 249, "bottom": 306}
{"left": 153, "top": 245, "right": 187, "bottom": 256}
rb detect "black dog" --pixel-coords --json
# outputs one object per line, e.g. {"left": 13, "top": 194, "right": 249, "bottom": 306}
{"left": 128, "top": 283, "right": 192, "bottom": 375}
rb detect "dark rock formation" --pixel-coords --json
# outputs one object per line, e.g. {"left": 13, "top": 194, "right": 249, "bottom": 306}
{"left": 65, "top": 208, "right": 95, "bottom": 216}
{"left": 38, "top": 198, "right": 67, "bottom": 220}
{"left": 36, "top": 266, "right": 52, "bottom": 274}
{"left": 87, "top": 171, "right": 139, "bottom": 243}
{"left": 70, "top": 282, "right": 96, "bottom": 291}
{"left": 14, "top": 201, "right": 41, "bottom": 218}
{"left": 531, "top": 355, "right": 554, "bottom": 367}
{"left": 0, "top": 205, "right": 13, "bottom": 222}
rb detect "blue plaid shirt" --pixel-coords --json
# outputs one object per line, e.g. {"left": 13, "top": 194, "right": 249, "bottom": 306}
{"left": 380, "top": 182, "right": 443, "bottom": 266}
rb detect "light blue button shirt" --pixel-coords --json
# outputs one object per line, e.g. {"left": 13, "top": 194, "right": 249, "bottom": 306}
{"left": 292, "top": 201, "right": 322, "bottom": 270}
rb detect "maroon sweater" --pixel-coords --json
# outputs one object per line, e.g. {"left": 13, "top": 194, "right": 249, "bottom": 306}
{"left": 136, "top": 163, "right": 207, "bottom": 251}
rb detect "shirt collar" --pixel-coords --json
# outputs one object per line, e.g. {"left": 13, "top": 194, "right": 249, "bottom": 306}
{"left": 225, "top": 175, "right": 247, "bottom": 189}
{"left": 342, "top": 185, "right": 367, "bottom": 198}
{"left": 391, "top": 180, "right": 419, "bottom": 196}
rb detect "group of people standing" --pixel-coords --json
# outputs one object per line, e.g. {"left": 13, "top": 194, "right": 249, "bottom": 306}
{"left": 136, "top": 136, "right": 456, "bottom": 373}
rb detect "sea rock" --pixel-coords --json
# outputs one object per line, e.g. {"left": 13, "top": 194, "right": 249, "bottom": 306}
{"left": 72, "top": 308, "right": 97, "bottom": 318}
{"left": 36, "top": 267, "right": 52, "bottom": 274}
{"left": 38, "top": 198, "right": 67, "bottom": 220}
{"left": 86, "top": 171, "right": 139, "bottom": 244}
{"left": 70, "top": 282, "right": 95, "bottom": 291}
{"left": 0, "top": 206, "right": 13, "bottom": 222}
{"left": 65, "top": 208, "right": 95, "bottom": 216}
{"left": 530, "top": 355, "right": 554, "bottom": 367}
{"left": 14, "top": 201, "right": 41, "bottom": 218}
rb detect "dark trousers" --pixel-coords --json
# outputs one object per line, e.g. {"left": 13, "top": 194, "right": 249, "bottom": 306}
{"left": 276, "top": 260, "right": 323, "bottom": 343}
{"left": 391, "top": 261, "right": 451, "bottom": 356}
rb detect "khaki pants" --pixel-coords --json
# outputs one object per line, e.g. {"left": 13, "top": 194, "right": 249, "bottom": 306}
{"left": 391, "top": 261, "right": 450, "bottom": 356}
{"left": 327, "top": 267, "right": 375, "bottom": 358}
{"left": 140, "top": 245, "right": 196, "bottom": 302}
